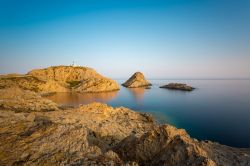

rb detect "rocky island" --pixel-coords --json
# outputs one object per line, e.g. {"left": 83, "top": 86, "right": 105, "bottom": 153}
{"left": 0, "top": 66, "right": 120, "bottom": 94}
{"left": 160, "top": 83, "right": 195, "bottom": 91}
{"left": 122, "top": 72, "right": 152, "bottom": 88}
{"left": 0, "top": 67, "right": 249, "bottom": 165}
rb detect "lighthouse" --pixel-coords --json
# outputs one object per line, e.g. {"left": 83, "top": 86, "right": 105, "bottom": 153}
{"left": 71, "top": 61, "right": 77, "bottom": 67}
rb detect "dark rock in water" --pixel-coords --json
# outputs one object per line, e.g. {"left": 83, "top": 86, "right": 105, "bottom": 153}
{"left": 160, "top": 83, "right": 194, "bottom": 91}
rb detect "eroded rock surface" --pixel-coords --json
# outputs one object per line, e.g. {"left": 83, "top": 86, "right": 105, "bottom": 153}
{"left": 122, "top": 72, "right": 151, "bottom": 88}
{"left": 0, "top": 74, "right": 68, "bottom": 93}
{"left": 160, "top": 83, "right": 195, "bottom": 91}
{"left": 0, "top": 87, "right": 59, "bottom": 112}
{"left": 0, "top": 66, "right": 120, "bottom": 93}
{"left": 114, "top": 125, "right": 250, "bottom": 166}
{"left": 28, "top": 66, "right": 120, "bottom": 92}
{"left": 0, "top": 99, "right": 154, "bottom": 165}
{"left": 75, "top": 77, "right": 120, "bottom": 93}
{"left": 28, "top": 66, "right": 102, "bottom": 82}
{"left": 0, "top": 112, "right": 124, "bottom": 165}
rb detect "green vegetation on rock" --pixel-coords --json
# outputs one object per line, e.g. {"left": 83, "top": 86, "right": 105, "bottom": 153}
{"left": 67, "top": 81, "right": 82, "bottom": 88}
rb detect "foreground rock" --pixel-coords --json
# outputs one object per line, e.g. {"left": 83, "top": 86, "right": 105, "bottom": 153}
{"left": 0, "top": 74, "right": 68, "bottom": 93}
{"left": 160, "top": 83, "right": 195, "bottom": 91}
{"left": 0, "top": 88, "right": 249, "bottom": 165}
{"left": 122, "top": 72, "right": 151, "bottom": 88}
{"left": 0, "top": 112, "right": 124, "bottom": 165}
{"left": 0, "top": 96, "right": 154, "bottom": 165}
{"left": 0, "top": 66, "right": 120, "bottom": 93}
{"left": 114, "top": 125, "right": 250, "bottom": 166}
{"left": 0, "top": 87, "right": 59, "bottom": 112}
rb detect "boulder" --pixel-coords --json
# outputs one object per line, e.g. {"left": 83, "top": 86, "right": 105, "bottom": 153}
{"left": 122, "top": 72, "right": 151, "bottom": 88}
{"left": 114, "top": 125, "right": 250, "bottom": 166}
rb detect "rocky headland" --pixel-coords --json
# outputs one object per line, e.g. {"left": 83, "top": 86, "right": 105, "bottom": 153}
{"left": 0, "top": 67, "right": 249, "bottom": 165}
{"left": 0, "top": 87, "right": 249, "bottom": 165}
{"left": 160, "top": 83, "right": 195, "bottom": 91}
{"left": 122, "top": 72, "right": 152, "bottom": 88}
{"left": 0, "top": 66, "right": 120, "bottom": 93}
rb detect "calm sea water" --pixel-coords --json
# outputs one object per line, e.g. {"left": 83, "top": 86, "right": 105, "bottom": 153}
{"left": 46, "top": 79, "right": 250, "bottom": 148}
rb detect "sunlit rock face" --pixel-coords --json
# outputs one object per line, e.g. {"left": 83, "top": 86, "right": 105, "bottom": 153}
{"left": 0, "top": 74, "right": 68, "bottom": 93}
{"left": 28, "top": 66, "right": 102, "bottom": 82}
{"left": 0, "top": 87, "right": 59, "bottom": 112}
{"left": 75, "top": 77, "right": 120, "bottom": 93}
{"left": 0, "top": 65, "right": 120, "bottom": 93}
{"left": 114, "top": 125, "right": 250, "bottom": 166}
{"left": 0, "top": 101, "right": 249, "bottom": 165}
{"left": 28, "top": 65, "right": 120, "bottom": 93}
{"left": 0, "top": 102, "right": 154, "bottom": 165}
{"left": 122, "top": 72, "right": 152, "bottom": 88}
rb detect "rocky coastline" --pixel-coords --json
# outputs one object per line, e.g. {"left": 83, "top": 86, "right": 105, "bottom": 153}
{"left": 0, "top": 87, "right": 250, "bottom": 165}
{"left": 0, "top": 66, "right": 120, "bottom": 94}
{"left": 0, "top": 67, "right": 250, "bottom": 165}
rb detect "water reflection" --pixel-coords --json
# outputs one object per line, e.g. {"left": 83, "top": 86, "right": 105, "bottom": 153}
{"left": 44, "top": 80, "right": 250, "bottom": 148}
{"left": 46, "top": 91, "right": 118, "bottom": 107}
{"left": 128, "top": 88, "right": 145, "bottom": 103}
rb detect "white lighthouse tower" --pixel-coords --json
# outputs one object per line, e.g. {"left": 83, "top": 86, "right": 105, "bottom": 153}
{"left": 71, "top": 61, "right": 77, "bottom": 67}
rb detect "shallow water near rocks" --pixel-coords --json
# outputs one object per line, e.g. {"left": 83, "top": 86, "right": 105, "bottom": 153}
{"left": 46, "top": 79, "right": 250, "bottom": 148}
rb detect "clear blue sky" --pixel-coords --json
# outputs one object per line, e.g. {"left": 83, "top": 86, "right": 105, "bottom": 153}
{"left": 0, "top": 0, "right": 249, "bottom": 79}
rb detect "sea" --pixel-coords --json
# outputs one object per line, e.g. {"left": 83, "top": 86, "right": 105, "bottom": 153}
{"left": 46, "top": 79, "right": 250, "bottom": 148}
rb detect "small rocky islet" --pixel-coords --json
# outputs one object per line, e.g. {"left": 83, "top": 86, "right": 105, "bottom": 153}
{"left": 122, "top": 72, "right": 152, "bottom": 88}
{"left": 0, "top": 65, "right": 250, "bottom": 165}
{"left": 160, "top": 83, "right": 195, "bottom": 91}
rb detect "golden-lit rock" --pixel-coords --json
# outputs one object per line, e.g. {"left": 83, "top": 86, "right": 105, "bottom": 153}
{"left": 122, "top": 72, "right": 151, "bottom": 88}
{"left": 75, "top": 77, "right": 120, "bottom": 93}
{"left": 0, "top": 65, "right": 120, "bottom": 93}
{"left": 0, "top": 102, "right": 154, "bottom": 165}
{"left": 28, "top": 65, "right": 102, "bottom": 82}
{"left": 0, "top": 74, "right": 68, "bottom": 93}
{"left": 0, "top": 87, "right": 59, "bottom": 112}
{"left": 114, "top": 125, "right": 250, "bottom": 166}
{"left": 0, "top": 101, "right": 249, "bottom": 165}
{"left": 28, "top": 65, "right": 120, "bottom": 92}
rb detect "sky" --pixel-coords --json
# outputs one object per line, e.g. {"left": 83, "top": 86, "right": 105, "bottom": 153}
{"left": 0, "top": 0, "right": 250, "bottom": 79}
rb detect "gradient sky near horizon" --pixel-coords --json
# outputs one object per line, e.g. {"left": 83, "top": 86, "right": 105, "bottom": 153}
{"left": 0, "top": 0, "right": 250, "bottom": 79}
